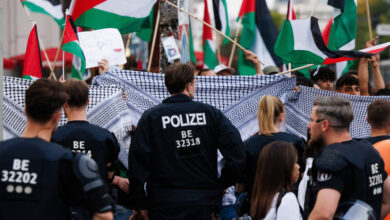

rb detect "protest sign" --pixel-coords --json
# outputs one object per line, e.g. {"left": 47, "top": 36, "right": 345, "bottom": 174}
{"left": 161, "top": 36, "right": 181, "bottom": 63}
{"left": 78, "top": 28, "right": 126, "bottom": 68}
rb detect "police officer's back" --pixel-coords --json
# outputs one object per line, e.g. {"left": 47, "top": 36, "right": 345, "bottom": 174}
{"left": 52, "top": 79, "right": 120, "bottom": 184}
{"left": 0, "top": 79, "right": 114, "bottom": 220}
{"left": 306, "top": 96, "right": 390, "bottom": 219}
{"left": 128, "top": 63, "right": 246, "bottom": 220}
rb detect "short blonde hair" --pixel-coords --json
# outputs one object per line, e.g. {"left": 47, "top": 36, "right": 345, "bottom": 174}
{"left": 258, "top": 96, "right": 284, "bottom": 136}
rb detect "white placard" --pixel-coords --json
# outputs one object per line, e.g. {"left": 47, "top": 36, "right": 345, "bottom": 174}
{"left": 78, "top": 28, "right": 126, "bottom": 68}
{"left": 161, "top": 36, "right": 181, "bottom": 63}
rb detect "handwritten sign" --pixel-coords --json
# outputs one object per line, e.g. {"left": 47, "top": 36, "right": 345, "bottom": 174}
{"left": 78, "top": 28, "right": 126, "bottom": 68}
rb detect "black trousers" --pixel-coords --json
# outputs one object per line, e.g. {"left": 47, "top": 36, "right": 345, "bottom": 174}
{"left": 150, "top": 206, "right": 216, "bottom": 220}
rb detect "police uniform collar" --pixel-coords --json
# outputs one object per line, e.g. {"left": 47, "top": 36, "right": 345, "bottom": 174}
{"left": 163, "top": 94, "right": 192, "bottom": 103}
{"left": 67, "top": 120, "right": 89, "bottom": 124}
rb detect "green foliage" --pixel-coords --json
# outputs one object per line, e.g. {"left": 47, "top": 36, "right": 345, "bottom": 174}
{"left": 270, "top": 10, "right": 285, "bottom": 31}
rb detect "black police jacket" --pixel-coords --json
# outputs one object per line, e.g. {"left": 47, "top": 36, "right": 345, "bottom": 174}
{"left": 0, "top": 137, "right": 79, "bottom": 219}
{"left": 307, "top": 139, "right": 387, "bottom": 219}
{"left": 52, "top": 121, "right": 120, "bottom": 184}
{"left": 128, "top": 94, "right": 246, "bottom": 209}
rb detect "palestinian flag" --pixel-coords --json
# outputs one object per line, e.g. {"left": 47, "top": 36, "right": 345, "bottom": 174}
{"left": 287, "top": 0, "right": 296, "bottom": 20}
{"left": 21, "top": 0, "right": 65, "bottom": 28}
{"left": 323, "top": 0, "right": 357, "bottom": 77}
{"left": 22, "top": 25, "right": 43, "bottom": 80}
{"left": 71, "top": 0, "right": 156, "bottom": 34}
{"left": 136, "top": 8, "right": 154, "bottom": 42}
{"left": 274, "top": 17, "right": 390, "bottom": 65}
{"left": 237, "top": 0, "right": 282, "bottom": 75}
{"left": 62, "top": 15, "right": 85, "bottom": 80}
{"left": 212, "top": 0, "right": 230, "bottom": 45}
{"left": 202, "top": 0, "right": 218, "bottom": 69}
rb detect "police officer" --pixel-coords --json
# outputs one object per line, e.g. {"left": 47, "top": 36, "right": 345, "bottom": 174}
{"left": 52, "top": 79, "right": 121, "bottom": 185}
{"left": 128, "top": 63, "right": 246, "bottom": 220}
{"left": 305, "top": 96, "right": 390, "bottom": 219}
{"left": 0, "top": 79, "right": 114, "bottom": 220}
{"left": 51, "top": 79, "right": 124, "bottom": 219}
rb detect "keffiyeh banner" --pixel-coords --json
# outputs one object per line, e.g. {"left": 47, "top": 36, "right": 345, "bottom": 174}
{"left": 285, "top": 86, "right": 390, "bottom": 139}
{"left": 3, "top": 76, "right": 132, "bottom": 166}
{"left": 92, "top": 69, "right": 296, "bottom": 140}
{"left": 5, "top": 72, "right": 389, "bottom": 168}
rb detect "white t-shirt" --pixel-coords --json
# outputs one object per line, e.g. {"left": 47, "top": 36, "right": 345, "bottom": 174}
{"left": 262, "top": 192, "right": 302, "bottom": 220}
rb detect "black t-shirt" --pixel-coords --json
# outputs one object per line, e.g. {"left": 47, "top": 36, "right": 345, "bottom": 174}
{"left": 364, "top": 136, "right": 390, "bottom": 145}
{"left": 244, "top": 132, "right": 306, "bottom": 198}
{"left": 0, "top": 137, "right": 85, "bottom": 220}
{"left": 52, "top": 121, "right": 120, "bottom": 183}
{"left": 309, "top": 139, "right": 387, "bottom": 219}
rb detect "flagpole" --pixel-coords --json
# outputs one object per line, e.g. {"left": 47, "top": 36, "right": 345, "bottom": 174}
{"left": 365, "top": 0, "right": 373, "bottom": 40}
{"left": 49, "top": 28, "right": 65, "bottom": 81}
{"left": 278, "top": 64, "right": 314, "bottom": 75}
{"left": 22, "top": 5, "right": 54, "bottom": 74}
{"left": 62, "top": 50, "right": 65, "bottom": 81}
{"left": 125, "top": 33, "right": 132, "bottom": 58}
{"left": 147, "top": 9, "right": 160, "bottom": 72}
{"left": 228, "top": 18, "right": 242, "bottom": 67}
{"left": 162, "top": 0, "right": 264, "bottom": 66}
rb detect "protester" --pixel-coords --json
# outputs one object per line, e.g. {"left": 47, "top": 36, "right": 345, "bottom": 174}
{"left": 128, "top": 63, "right": 246, "bottom": 220}
{"left": 198, "top": 68, "right": 217, "bottom": 76}
{"left": 358, "top": 37, "right": 385, "bottom": 96}
{"left": 310, "top": 67, "right": 336, "bottom": 91}
{"left": 263, "top": 66, "right": 280, "bottom": 75}
{"left": 365, "top": 99, "right": 390, "bottom": 144}
{"left": 214, "top": 64, "right": 235, "bottom": 76}
{"left": 250, "top": 141, "right": 301, "bottom": 220}
{"left": 335, "top": 74, "right": 360, "bottom": 95}
{"left": 51, "top": 79, "right": 122, "bottom": 219}
{"left": 243, "top": 95, "right": 306, "bottom": 214}
{"left": 0, "top": 79, "right": 114, "bottom": 220}
{"left": 305, "top": 96, "right": 390, "bottom": 219}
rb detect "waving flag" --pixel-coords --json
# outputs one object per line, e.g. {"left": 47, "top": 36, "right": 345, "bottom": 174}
{"left": 62, "top": 15, "right": 85, "bottom": 80}
{"left": 203, "top": 0, "right": 218, "bottom": 69}
{"left": 71, "top": 0, "right": 156, "bottom": 34}
{"left": 324, "top": 0, "right": 357, "bottom": 76}
{"left": 274, "top": 17, "right": 390, "bottom": 65}
{"left": 22, "top": 25, "right": 43, "bottom": 80}
{"left": 212, "top": 0, "right": 230, "bottom": 45}
{"left": 237, "top": 0, "right": 282, "bottom": 75}
{"left": 21, "top": 0, "right": 65, "bottom": 27}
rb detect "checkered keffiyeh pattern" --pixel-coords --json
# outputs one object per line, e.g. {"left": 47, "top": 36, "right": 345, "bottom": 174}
{"left": 285, "top": 86, "right": 390, "bottom": 139}
{"left": 3, "top": 76, "right": 132, "bottom": 167}
{"left": 92, "top": 69, "right": 296, "bottom": 141}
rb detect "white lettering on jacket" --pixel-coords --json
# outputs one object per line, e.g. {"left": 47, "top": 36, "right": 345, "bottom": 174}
{"left": 162, "top": 113, "right": 207, "bottom": 129}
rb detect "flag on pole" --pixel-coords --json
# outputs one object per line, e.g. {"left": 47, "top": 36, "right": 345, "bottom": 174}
{"left": 62, "top": 15, "right": 85, "bottom": 80}
{"left": 136, "top": 8, "right": 154, "bottom": 42}
{"left": 202, "top": 0, "right": 218, "bottom": 69}
{"left": 21, "top": 0, "right": 65, "bottom": 27}
{"left": 212, "top": 0, "right": 230, "bottom": 45}
{"left": 274, "top": 17, "right": 390, "bottom": 65}
{"left": 287, "top": 0, "right": 296, "bottom": 20}
{"left": 22, "top": 25, "right": 43, "bottom": 80}
{"left": 323, "top": 0, "right": 357, "bottom": 77}
{"left": 237, "top": 0, "right": 282, "bottom": 75}
{"left": 71, "top": 0, "right": 157, "bottom": 34}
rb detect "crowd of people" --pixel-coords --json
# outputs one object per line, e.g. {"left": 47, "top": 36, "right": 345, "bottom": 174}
{"left": 1, "top": 35, "right": 390, "bottom": 220}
